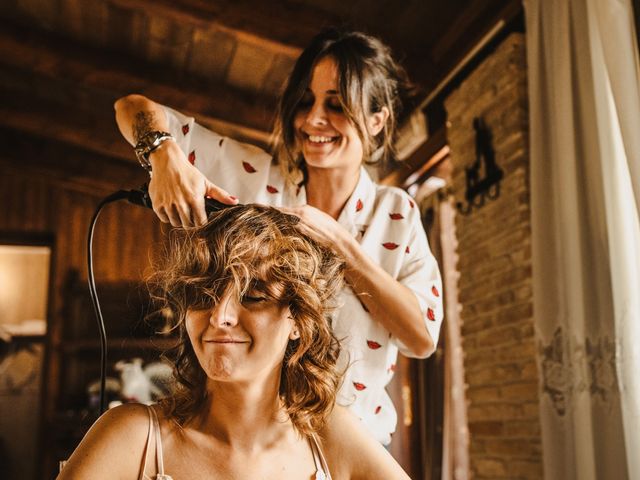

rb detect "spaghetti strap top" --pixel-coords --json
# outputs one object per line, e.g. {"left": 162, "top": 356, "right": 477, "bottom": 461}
{"left": 308, "top": 433, "right": 333, "bottom": 480}
{"left": 140, "top": 405, "right": 331, "bottom": 479}
{"left": 140, "top": 406, "right": 173, "bottom": 480}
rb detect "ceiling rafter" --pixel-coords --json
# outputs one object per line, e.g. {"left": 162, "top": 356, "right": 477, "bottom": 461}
{"left": 107, "top": 0, "right": 341, "bottom": 49}
{"left": 0, "top": 24, "right": 276, "bottom": 144}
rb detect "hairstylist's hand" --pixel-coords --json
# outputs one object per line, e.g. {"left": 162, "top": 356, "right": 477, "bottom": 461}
{"left": 149, "top": 140, "right": 238, "bottom": 227}
{"left": 278, "top": 205, "right": 354, "bottom": 257}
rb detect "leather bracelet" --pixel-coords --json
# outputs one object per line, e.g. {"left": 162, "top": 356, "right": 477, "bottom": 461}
{"left": 134, "top": 131, "right": 174, "bottom": 172}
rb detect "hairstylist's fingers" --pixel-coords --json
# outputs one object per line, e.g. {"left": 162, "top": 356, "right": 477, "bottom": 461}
{"left": 277, "top": 206, "right": 302, "bottom": 219}
{"left": 166, "top": 206, "right": 182, "bottom": 228}
{"left": 153, "top": 207, "right": 171, "bottom": 224}
{"left": 292, "top": 221, "right": 322, "bottom": 244}
{"left": 191, "top": 195, "right": 208, "bottom": 226}
{"left": 204, "top": 180, "right": 239, "bottom": 206}
{"left": 177, "top": 204, "right": 194, "bottom": 228}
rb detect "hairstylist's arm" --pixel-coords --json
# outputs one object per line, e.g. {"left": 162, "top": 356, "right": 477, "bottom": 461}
{"left": 114, "top": 94, "right": 237, "bottom": 227}
{"left": 279, "top": 205, "right": 436, "bottom": 358}
{"left": 321, "top": 406, "right": 411, "bottom": 480}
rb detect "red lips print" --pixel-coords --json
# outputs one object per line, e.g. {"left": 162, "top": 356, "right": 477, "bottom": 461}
{"left": 353, "top": 382, "right": 367, "bottom": 391}
{"left": 375, "top": 406, "right": 382, "bottom": 414}
{"left": 432, "top": 285, "right": 440, "bottom": 297}
{"left": 382, "top": 242, "right": 399, "bottom": 250}
{"left": 405, "top": 246, "right": 410, "bottom": 254}
{"left": 266, "top": 185, "right": 278, "bottom": 194}
{"left": 188, "top": 150, "right": 196, "bottom": 165}
{"left": 427, "top": 308, "right": 436, "bottom": 321}
{"left": 356, "top": 199, "right": 363, "bottom": 212}
{"left": 367, "top": 340, "right": 382, "bottom": 350}
{"left": 389, "top": 213, "right": 404, "bottom": 220}
{"left": 181, "top": 124, "right": 189, "bottom": 135}
{"left": 409, "top": 199, "right": 415, "bottom": 208}
{"left": 242, "top": 161, "right": 257, "bottom": 173}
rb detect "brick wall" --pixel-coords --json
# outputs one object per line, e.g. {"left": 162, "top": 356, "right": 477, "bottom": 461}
{"left": 444, "top": 33, "right": 543, "bottom": 479}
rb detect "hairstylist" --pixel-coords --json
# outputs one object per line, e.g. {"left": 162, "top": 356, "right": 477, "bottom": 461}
{"left": 114, "top": 28, "right": 443, "bottom": 445}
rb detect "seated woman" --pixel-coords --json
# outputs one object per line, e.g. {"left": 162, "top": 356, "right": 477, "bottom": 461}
{"left": 57, "top": 204, "right": 410, "bottom": 480}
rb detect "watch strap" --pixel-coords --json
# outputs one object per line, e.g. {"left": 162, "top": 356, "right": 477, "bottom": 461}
{"left": 134, "top": 131, "right": 174, "bottom": 171}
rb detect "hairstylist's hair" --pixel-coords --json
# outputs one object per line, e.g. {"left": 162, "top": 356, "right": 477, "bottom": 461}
{"left": 273, "top": 27, "right": 414, "bottom": 184}
{"left": 148, "top": 204, "right": 345, "bottom": 435}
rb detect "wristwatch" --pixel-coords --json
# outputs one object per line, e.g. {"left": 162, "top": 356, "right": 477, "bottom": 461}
{"left": 134, "top": 131, "right": 175, "bottom": 172}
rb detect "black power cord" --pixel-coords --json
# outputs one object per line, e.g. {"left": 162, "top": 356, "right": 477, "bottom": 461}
{"left": 87, "top": 185, "right": 230, "bottom": 414}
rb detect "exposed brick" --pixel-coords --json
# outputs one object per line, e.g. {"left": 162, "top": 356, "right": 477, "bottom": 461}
{"left": 473, "top": 458, "right": 507, "bottom": 477}
{"left": 460, "top": 312, "right": 495, "bottom": 336}
{"left": 466, "top": 358, "right": 538, "bottom": 386}
{"left": 469, "top": 420, "right": 505, "bottom": 436}
{"left": 467, "top": 403, "right": 527, "bottom": 422}
{"left": 467, "top": 384, "right": 503, "bottom": 403}
{"left": 480, "top": 438, "right": 542, "bottom": 458}
{"left": 445, "top": 32, "right": 541, "bottom": 478}
{"left": 500, "top": 381, "right": 539, "bottom": 401}
{"left": 509, "top": 459, "right": 545, "bottom": 479}
{"left": 503, "top": 419, "right": 541, "bottom": 437}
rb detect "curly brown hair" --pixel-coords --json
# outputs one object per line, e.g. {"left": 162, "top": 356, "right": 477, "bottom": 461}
{"left": 148, "top": 204, "right": 345, "bottom": 435}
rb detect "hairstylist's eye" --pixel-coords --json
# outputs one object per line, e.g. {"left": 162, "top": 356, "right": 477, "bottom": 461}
{"left": 327, "top": 96, "right": 343, "bottom": 112}
{"left": 297, "top": 92, "right": 314, "bottom": 110}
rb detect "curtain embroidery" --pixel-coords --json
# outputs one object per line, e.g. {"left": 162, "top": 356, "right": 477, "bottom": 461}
{"left": 540, "top": 327, "right": 618, "bottom": 416}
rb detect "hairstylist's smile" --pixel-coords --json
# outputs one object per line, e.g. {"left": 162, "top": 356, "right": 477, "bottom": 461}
{"left": 303, "top": 131, "right": 340, "bottom": 146}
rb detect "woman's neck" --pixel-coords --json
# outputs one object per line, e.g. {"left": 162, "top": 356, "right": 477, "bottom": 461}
{"left": 305, "top": 164, "right": 361, "bottom": 219}
{"left": 193, "top": 377, "right": 293, "bottom": 452}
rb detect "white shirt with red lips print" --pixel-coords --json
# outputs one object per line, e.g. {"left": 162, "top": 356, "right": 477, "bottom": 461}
{"left": 164, "top": 106, "right": 444, "bottom": 445}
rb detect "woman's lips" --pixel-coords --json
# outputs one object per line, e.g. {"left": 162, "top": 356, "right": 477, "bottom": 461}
{"left": 303, "top": 132, "right": 339, "bottom": 146}
{"left": 206, "top": 338, "right": 248, "bottom": 344}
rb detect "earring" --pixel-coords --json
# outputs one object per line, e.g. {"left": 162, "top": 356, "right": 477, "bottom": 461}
{"left": 290, "top": 329, "right": 300, "bottom": 340}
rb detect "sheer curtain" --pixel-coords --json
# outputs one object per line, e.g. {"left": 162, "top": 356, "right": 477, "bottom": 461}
{"left": 525, "top": 0, "right": 640, "bottom": 479}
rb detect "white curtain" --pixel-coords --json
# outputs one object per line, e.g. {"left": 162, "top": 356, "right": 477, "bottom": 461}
{"left": 525, "top": 0, "right": 640, "bottom": 479}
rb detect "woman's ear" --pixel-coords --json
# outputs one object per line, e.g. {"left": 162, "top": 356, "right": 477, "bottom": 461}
{"left": 289, "top": 327, "right": 300, "bottom": 341}
{"left": 368, "top": 106, "right": 390, "bottom": 136}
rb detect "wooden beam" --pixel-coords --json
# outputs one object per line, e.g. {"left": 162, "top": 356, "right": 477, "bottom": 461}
{"left": 107, "top": 0, "right": 342, "bottom": 49}
{"left": 380, "top": 127, "right": 448, "bottom": 187}
{"left": 0, "top": 127, "right": 148, "bottom": 194}
{"left": 0, "top": 24, "right": 276, "bottom": 141}
{"left": 0, "top": 86, "right": 133, "bottom": 162}
{"left": 407, "top": 0, "right": 523, "bottom": 101}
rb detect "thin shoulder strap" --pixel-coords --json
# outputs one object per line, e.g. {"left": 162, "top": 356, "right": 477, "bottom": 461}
{"left": 149, "top": 406, "right": 167, "bottom": 476}
{"left": 309, "top": 433, "right": 332, "bottom": 480}
{"left": 139, "top": 406, "right": 154, "bottom": 480}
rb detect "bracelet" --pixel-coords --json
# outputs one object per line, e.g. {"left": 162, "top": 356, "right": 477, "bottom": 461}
{"left": 134, "top": 131, "right": 175, "bottom": 172}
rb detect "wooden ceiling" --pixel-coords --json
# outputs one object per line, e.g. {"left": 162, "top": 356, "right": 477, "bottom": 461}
{"left": 0, "top": 0, "right": 522, "bottom": 172}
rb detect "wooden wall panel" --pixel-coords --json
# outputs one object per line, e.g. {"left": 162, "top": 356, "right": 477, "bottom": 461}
{"left": 0, "top": 159, "right": 166, "bottom": 478}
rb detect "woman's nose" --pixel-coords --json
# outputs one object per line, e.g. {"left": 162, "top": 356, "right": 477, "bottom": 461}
{"left": 305, "top": 101, "right": 328, "bottom": 127}
{"left": 209, "top": 292, "right": 238, "bottom": 327}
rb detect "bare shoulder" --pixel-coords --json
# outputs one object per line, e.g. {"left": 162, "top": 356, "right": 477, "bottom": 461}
{"left": 318, "top": 406, "right": 410, "bottom": 480}
{"left": 57, "top": 403, "right": 152, "bottom": 480}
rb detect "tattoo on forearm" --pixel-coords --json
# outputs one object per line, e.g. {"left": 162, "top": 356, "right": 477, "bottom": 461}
{"left": 133, "top": 111, "right": 156, "bottom": 143}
